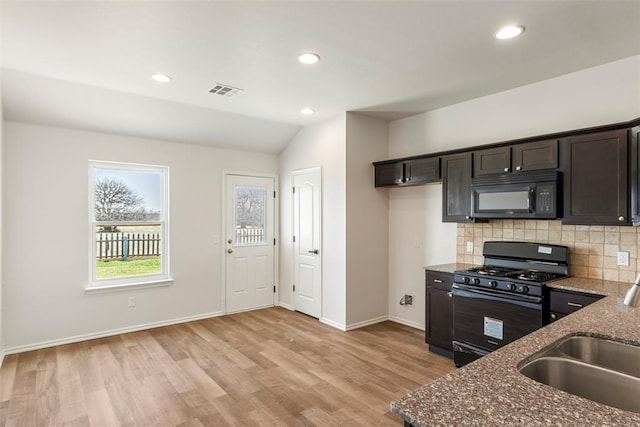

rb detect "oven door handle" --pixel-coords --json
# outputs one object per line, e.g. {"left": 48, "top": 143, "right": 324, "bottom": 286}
{"left": 452, "top": 283, "right": 543, "bottom": 305}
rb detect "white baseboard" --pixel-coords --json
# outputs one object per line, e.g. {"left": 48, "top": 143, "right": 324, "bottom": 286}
{"left": 387, "top": 315, "right": 425, "bottom": 331}
{"left": 0, "top": 349, "right": 5, "bottom": 368}
{"left": 345, "top": 315, "right": 389, "bottom": 331}
{"left": 225, "top": 304, "right": 274, "bottom": 315}
{"left": 278, "top": 301, "right": 294, "bottom": 311}
{"left": 3, "top": 311, "right": 224, "bottom": 356}
{"left": 319, "top": 317, "right": 347, "bottom": 331}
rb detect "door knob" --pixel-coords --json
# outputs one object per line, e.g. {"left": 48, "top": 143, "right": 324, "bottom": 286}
{"left": 308, "top": 249, "right": 319, "bottom": 254}
{"left": 227, "top": 249, "right": 233, "bottom": 254}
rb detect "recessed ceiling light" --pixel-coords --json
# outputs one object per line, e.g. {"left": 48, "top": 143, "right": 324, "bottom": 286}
{"left": 151, "top": 73, "right": 172, "bottom": 83}
{"left": 300, "top": 108, "right": 315, "bottom": 115}
{"left": 298, "top": 53, "right": 320, "bottom": 65}
{"left": 495, "top": 25, "right": 525, "bottom": 40}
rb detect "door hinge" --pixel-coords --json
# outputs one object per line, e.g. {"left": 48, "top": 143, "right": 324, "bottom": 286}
{"left": 274, "top": 191, "right": 276, "bottom": 198}
{"left": 273, "top": 238, "right": 276, "bottom": 246}
{"left": 273, "top": 285, "right": 276, "bottom": 293}
{"left": 292, "top": 187, "right": 295, "bottom": 194}
{"left": 293, "top": 235, "right": 296, "bottom": 243}
{"left": 293, "top": 284, "right": 296, "bottom": 292}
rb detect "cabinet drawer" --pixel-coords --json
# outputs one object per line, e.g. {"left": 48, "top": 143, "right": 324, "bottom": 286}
{"left": 426, "top": 271, "right": 454, "bottom": 291}
{"left": 549, "top": 289, "right": 604, "bottom": 315}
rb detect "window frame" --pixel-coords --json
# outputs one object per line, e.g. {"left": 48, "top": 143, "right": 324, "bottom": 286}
{"left": 87, "top": 160, "right": 170, "bottom": 290}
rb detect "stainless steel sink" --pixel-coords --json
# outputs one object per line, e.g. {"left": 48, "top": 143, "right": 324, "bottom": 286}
{"left": 519, "top": 357, "right": 640, "bottom": 413}
{"left": 519, "top": 335, "right": 640, "bottom": 414}
{"left": 554, "top": 335, "right": 640, "bottom": 378}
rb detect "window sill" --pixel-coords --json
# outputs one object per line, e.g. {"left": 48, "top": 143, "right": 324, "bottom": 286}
{"left": 85, "top": 278, "right": 173, "bottom": 294}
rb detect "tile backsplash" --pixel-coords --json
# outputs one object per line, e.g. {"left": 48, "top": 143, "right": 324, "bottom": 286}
{"left": 456, "top": 220, "right": 639, "bottom": 283}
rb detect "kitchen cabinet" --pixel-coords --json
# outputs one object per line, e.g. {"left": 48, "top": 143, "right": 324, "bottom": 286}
{"left": 473, "top": 139, "right": 558, "bottom": 177}
{"left": 442, "top": 152, "right": 473, "bottom": 222}
{"left": 547, "top": 288, "right": 604, "bottom": 322}
{"left": 425, "top": 270, "right": 454, "bottom": 358}
{"left": 561, "top": 129, "right": 629, "bottom": 225}
{"left": 374, "top": 156, "right": 440, "bottom": 187}
{"left": 630, "top": 126, "right": 640, "bottom": 225}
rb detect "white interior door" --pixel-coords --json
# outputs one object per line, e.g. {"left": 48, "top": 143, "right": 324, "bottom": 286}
{"left": 225, "top": 174, "right": 275, "bottom": 313}
{"left": 293, "top": 168, "right": 322, "bottom": 318}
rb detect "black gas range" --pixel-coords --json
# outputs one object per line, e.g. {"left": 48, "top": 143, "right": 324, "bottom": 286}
{"left": 452, "top": 241, "right": 569, "bottom": 367}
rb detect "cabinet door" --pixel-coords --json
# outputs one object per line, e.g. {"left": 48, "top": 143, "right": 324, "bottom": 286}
{"left": 442, "top": 153, "right": 473, "bottom": 222}
{"left": 512, "top": 139, "right": 558, "bottom": 172}
{"left": 405, "top": 157, "right": 440, "bottom": 184}
{"left": 473, "top": 146, "right": 511, "bottom": 176}
{"left": 561, "top": 129, "right": 629, "bottom": 225}
{"left": 374, "top": 162, "right": 404, "bottom": 187}
{"left": 548, "top": 289, "right": 604, "bottom": 322}
{"left": 427, "top": 287, "right": 453, "bottom": 352}
{"left": 631, "top": 126, "right": 640, "bottom": 225}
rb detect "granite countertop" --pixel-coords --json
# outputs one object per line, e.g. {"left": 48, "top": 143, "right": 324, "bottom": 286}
{"left": 391, "top": 277, "right": 640, "bottom": 426}
{"left": 423, "top": 263, "right": 477, "bottom": 274}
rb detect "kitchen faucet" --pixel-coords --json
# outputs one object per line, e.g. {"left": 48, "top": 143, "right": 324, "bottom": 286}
{"left": 623, "top": 273, "right": 640, "bottom": 307}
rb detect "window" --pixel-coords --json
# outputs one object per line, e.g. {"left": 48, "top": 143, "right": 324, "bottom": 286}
{"left": 89, "top": 161, "right": 169, "bottom": 289}
{"left": 234, "top": 186, "right": 267, "bottom": 245}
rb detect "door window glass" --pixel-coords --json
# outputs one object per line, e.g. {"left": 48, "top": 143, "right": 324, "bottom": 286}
{"left": 234, "top": 186, "right": 266, "bottom": 245}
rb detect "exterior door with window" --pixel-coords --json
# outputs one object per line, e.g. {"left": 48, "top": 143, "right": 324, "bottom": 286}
{"left": 293, "top": 168, "right": 321, "bottom": 318}
{"left": 225, "top": 174, "right": 275, "bottom": 313}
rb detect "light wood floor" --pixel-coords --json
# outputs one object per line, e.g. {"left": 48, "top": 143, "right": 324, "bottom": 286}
{"left": 0, "top": 307, "right": 454, "bottom": 426}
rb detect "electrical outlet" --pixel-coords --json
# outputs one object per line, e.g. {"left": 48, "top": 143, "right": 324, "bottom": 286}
{"left": 128, "top": 296, "right": 136, "bottom": 308}
{"left": 400, "top": 294, "right": 413, "bottom": 306}
{"left": 617, "top": 251, "right": 629, "bottom": 266}
{"left": 466, "top": 241, "right": 474, "bottom": 253}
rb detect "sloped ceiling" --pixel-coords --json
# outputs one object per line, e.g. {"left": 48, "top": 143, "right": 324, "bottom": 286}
{"left": 1, "top": 1, "right": 639, "bottom": 153}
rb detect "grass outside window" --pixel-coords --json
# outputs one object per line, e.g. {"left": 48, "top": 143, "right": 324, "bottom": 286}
{"left": 96, "top": 258, "right": 161, "bottom": 279}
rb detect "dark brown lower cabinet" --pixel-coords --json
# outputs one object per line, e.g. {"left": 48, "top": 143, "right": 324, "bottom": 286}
{"left": 425, "top": 270, "right": 454, "bottom": 358}
{"left": 547, "top": 288, "right": 604, "bottom": 322}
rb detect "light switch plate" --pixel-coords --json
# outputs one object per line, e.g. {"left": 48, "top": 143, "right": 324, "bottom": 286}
{"left": 617, "top": 251, "right": 629, "bottom": 266}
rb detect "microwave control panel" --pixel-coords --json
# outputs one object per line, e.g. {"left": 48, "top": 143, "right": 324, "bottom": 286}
{"left": 536, "top": 184, "right": 554, "bottom": 213}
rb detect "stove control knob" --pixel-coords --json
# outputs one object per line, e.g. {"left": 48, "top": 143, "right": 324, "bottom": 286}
{"left": 472, "top": 278, "right": 480, "bottom": 285}
{"left": 463, "top": 276, "right": 470, "bottom": 284}
{"left": 508, "top": 283, "right": 517, "bottom": 291}
{"left": 521, "top": 285, "right": 529, "bottom": 294}
{"left": 489, "top": 280, "right": 498, "bottom": 288}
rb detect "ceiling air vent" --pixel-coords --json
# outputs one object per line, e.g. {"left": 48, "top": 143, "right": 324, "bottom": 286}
{"left": 209, "top": 84, "right": 243, "bottom": 98}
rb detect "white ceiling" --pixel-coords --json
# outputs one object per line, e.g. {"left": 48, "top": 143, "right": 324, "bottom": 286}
{"left": 2, "top": 1, "right": 639, "bottom": 154}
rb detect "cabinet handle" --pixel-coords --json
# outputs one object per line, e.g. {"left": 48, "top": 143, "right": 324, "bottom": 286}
{"left": 433, "top": 279, "right": 443, "bottom": 283}
{"left": 567, "top": 302, "right": 583, "bottom": 308}
{"left": 515, "top": 166, "right": 522, "bottom": 171}
{"left": 465, "top": 215, "right": 471, "bottom": 220}
{"left": 503, "top": 167, "right": 509, "bottom": 172}
{"left": 447, "top": 292, "right": 453, "bottom": 298}
{"left": 618, "top": 215, "right": 626, "bottom": 222}
{"left": 550, "top": 313, "right": 558, "bottom": 320}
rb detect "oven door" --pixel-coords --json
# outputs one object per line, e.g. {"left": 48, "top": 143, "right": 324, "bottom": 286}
{"left": 452, "top": 283, "right": 543, "bottom": 354}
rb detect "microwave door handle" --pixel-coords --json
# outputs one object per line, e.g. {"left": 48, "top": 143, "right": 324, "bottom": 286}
{"left": 529, "top": 188, "right": 535, "bottom": 212}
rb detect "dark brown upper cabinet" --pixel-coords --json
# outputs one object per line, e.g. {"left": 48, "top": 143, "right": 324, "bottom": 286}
{"left": 630, "top": 126, "right": 640, "bottom": 225}
{"left": 561, "top": 129, "right": 629, "bottom": 225}
{"left": 374, "top": 156, "right": 439, "bottom": 187}
{"left": 473, "top": 139, "right": 558, "bottom": 177}
{"left": 442, "top": 152, "right": 474, "bottom": 222}
{"left": 374, "top": 162, "right": 404, "bottom": 187}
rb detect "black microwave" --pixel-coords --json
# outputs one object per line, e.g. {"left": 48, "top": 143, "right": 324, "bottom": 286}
{"left": 471, "top": 171, "right": 560, "bottom": 219}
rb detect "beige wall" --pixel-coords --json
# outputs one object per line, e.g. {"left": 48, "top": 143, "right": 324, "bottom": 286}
{"left": 457, "top": 221, "right": 640, "bottom": 283}
{"left": 3, "top": 122, "right": 278, "bottom": 352}
{"left": 345, "top": 113, "right": 389, "bottom": 327}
